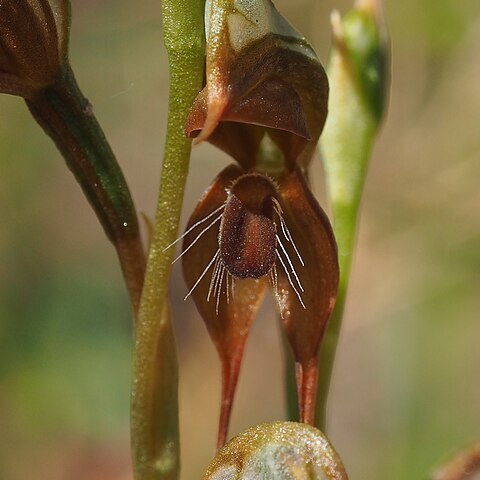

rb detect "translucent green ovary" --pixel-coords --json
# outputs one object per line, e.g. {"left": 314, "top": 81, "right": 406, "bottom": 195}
{"left": 204, "top": 422, "right": 348, "bottom": 480}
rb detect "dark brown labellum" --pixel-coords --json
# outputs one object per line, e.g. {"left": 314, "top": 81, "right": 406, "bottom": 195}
{"left": 219, "top": 173, "right": 278, "bottom": 279}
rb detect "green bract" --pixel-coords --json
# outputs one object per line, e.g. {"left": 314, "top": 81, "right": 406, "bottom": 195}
{"left": 342, "top": 6, "right": 388, "bottom": 122}
{"left": 317, "top": 0, "right": 390, "bottom": 429}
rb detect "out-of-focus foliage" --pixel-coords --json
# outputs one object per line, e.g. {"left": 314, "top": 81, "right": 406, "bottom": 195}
{"left": 0, "top": 0, "right": 479, "bottom": 479}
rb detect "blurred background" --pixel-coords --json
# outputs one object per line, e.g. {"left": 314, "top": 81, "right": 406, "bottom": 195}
{"left": 0, "top": 0, "right": 479, "bottom": 478}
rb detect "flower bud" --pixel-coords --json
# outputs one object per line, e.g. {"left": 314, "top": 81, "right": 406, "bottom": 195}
{"left": 1, "top": 1, "right": 145, "bottom": 310}
{"left": 0, "top": 0, "right": 70, "bottom": 97}
{"left": 320, "top": 0, "right": 390, "bottom": 253}
{"left": 331, "top": 0, "right": 389, "bottom": 124}
{"left": 317, "top": 0, "right": 390, "bottom": 429}
{"left": 203, "top": 422, "right": 348, "bottom": 480}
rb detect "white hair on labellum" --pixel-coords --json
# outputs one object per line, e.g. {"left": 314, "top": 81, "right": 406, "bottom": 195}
{"left": 230, "top": 275, "right": 236, "bottom": 302}
{"left": 269, "top": 263, "right": 284, "bottom": 319}
{"left": 213, "top": 260, "right": 223, "bottom": 301}
{"left": 184, "top": 249, "right": 219, "bottom": 301}
{"left": 272, "top": 197, "right": 304, "bottom": 266}
{"left": 164, "top": 203, "right": 225, "bottom": 253}
{"left": 170, "top": 211, "right": 224, "bottom": 265}
{"left": 276, "top": 248, "right": 306, "bottom": 309}
{"left": 271, "top": 198, "right": 306, "bottom": 310}
{"left": 276, "top": 235, "right": 304, "bottom": 293}
{"left": 163, "top": 203, "right": 225, "bottom": 300}
{"left": 214, "top": 262, "right": 225, "bottom": 303}
{"left": 205, "top": 249, "right": 234, "bottom": 315}
{"left": 208, "top": 253, "right": 222, "bottom": 302}
{"left": 215, "top": 266, "right": 226, "bottom": 315}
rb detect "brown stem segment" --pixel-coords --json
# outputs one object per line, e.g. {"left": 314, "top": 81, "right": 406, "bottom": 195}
{"left": 25, "top": 63, "right": 145, "bottom": 312}
{"left": 295, "top": 358, "right": 319, "bottom": 425}
{"left": 217, "top": 348, "right": 246, "bottom": 450}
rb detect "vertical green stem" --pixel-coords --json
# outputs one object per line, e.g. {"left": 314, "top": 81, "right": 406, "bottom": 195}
{"left": 26, "top": 63, "right": 145, "bottom": 312}
{"left": 315, "top": 202, "right": 361, "bottom": 429}
{"left": 130, "top": 0, "right": 204, "bottom": 478}
{"left": 317, "top": 98, "right": 376, "bottom": 430}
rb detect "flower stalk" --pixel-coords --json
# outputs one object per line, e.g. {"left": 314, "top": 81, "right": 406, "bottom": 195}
{"left": 130, "top": 0, "right": 205, "bottom": 478}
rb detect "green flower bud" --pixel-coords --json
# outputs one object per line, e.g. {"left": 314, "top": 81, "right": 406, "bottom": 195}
{"left": 203, "top": 422, "right": 348, "bottom": 480}
{"left": 340, "top": 0, "right": 389, "bottom": 122}
{"left": 317, "top": 0, "right": 390, "bottom": 429}
{"left": 320, "top": 0, "right": 390, "bottom": 238}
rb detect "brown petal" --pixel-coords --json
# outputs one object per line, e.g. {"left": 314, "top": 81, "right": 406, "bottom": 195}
{"left": 186, "top": 90, "right": 265, "bottom": 170}
{"left": 181, "top": 165, "right": 268, "bottom": 448}
{"left": 275, "top": 168, "right": 339, "bottom": 424}
{"left": 186, "top": 0, "right": 328, "bottom": 170}
{"left": 226, "top": 35, "right": 328, "bottom": 168}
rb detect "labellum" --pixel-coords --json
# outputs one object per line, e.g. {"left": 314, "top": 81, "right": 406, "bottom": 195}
{"left": 219, "top": 173, "right": 279, "bottom": 279}
{"left": 177, "top": 0, "right": 339, "bottom": 447}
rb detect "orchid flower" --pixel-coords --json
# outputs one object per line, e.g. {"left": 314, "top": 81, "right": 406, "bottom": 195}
{"left": 166, "top": 0, "right": 339, "bottom": 448}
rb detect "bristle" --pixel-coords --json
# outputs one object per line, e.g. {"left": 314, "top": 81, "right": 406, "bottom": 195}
{"left": 184, "top": 249, "right": 220, "bottom": 300}
{"left": 276, "top": 248, "right": 306, "bottom": 309}
{"left": 172, "top": 213, "right": 223, "bottom": 264}
{"left": 164, "top": 203, "right": 225, "bottom": 252}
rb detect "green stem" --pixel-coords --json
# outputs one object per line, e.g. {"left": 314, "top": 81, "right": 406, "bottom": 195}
{"left": 26, "top": 63, "right": 145, "bottom": 313}
{"left": 315, "top": 202, "right": 359, "bottom": 429}
{"left": 130, "top": 0, "right": 204, "bottom": 478}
